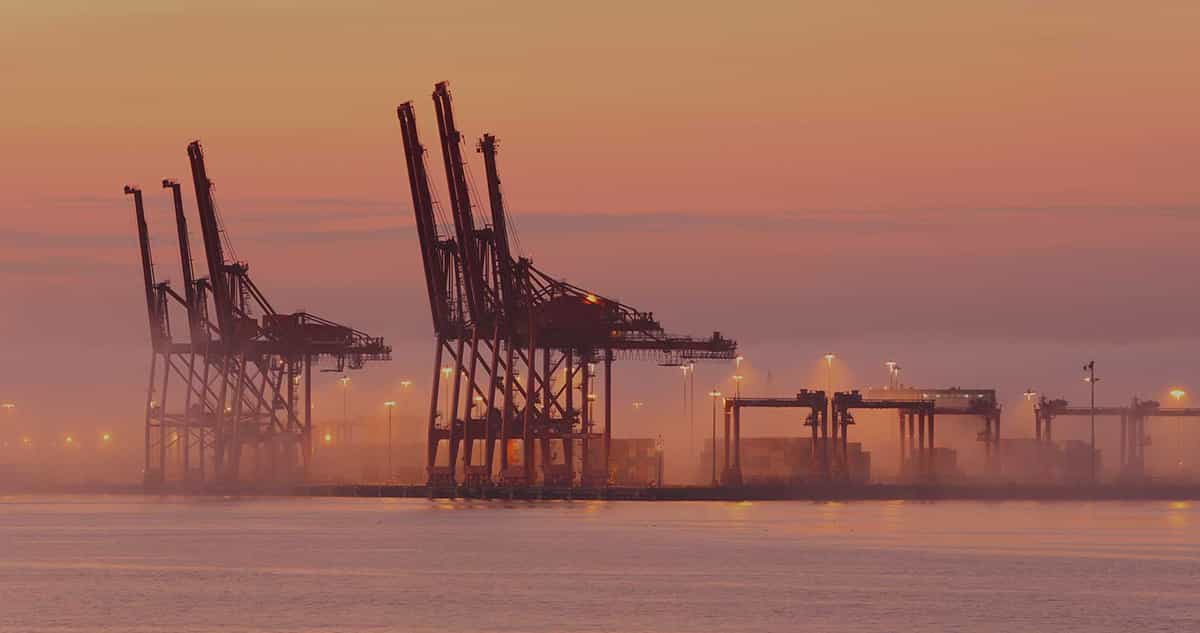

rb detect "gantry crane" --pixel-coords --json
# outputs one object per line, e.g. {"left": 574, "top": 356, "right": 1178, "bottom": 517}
{"left": 397, "top": 82, "right": 736, "bottom": 490}
{"left": 124, "top": 143, "right": 390, "bottom": 489}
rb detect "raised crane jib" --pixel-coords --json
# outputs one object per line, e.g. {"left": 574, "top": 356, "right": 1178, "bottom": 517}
{"left": 161, "top": 178, "right": 201, "bottom": 338}
{"left": 432, "top": 81, "right": 488, "bottom": 322}
{"left": 186, "top": 140, "right": 235, "bottom": 341}
{"left": 477, "top": 133, "right": 517, "bottom": 316}
{"left": 397, "top": 101, "right": 451, "bottom": 333}
{"left": 123, "top": 185, "right": 165, "bottom": 347}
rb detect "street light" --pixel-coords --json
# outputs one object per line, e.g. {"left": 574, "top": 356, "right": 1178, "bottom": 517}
{"left": 1169, "top": 388, "right": 1187, "bottom": 474}
{"left": 885, "top": 361, "right": 900, "bottom": 389}
{"left": 678, "top": 363, "right": 696, "bottom": 460}
{"left": 1023, "top": 389, "right": 1038, "bottom": 401}
{"left": 398, "top": 379, "right": 413, "bottom": 443}
{"left": 709, "top": 390, "right": 722, "bottom": 486}
{"left": 339, "top": 375, "right": 352, "bottom": 444}
{"left": 824, "top": 353, "right": 836, "bottom": 394}
{"left": 384, "top": 400, "right": 397, "bottom": 478}
{"left": 732, "top": 374, "right": 744, "bottom": 399}
{"left": 1083, "top": 361, "right": 1098, "bottom": 483}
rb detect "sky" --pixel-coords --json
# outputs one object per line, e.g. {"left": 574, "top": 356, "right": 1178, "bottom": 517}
{"left": 3, "top": 1, "right": 1200, "bottom": 470}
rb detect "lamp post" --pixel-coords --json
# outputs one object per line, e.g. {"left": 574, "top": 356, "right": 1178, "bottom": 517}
{"left": 1023, "top": 390, "right": 1038, "bottom": 437}
{"left": 339, "top": 376, "right": 351, "bottom": 443}
{"left": 398, "top": 379, "right": 412, "bottom": 456}
{"left": 1083, "top": 361, "right": 1098, "bottom": 483}
{"left": 688, "top": 362, "right": 696, "bottom": 460}
{"left": 709, "top": 390, "right": 722, "bottom": 486}
{"left": 680, "top": 363, "right": 694, "bottom": 460}
{"left": 384, "top": 400, "right": 396, "bottom": 478}
{"left": 1, "top": 403, "right": 12, "bottom": 451}
{"left": 885, "top": 361, "right": 900, "bottom": 389}
{"left": 1171, "top": 388, "right": 1186, "bottom": 474}
{"left": 824, "top": 353, "right": 836, "bottom": 392}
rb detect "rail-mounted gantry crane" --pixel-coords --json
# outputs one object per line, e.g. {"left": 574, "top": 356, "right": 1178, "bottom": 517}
{"left": 398, "top": 82, "right": 736, "bottom": 490}
{"left": 719, "top": 391, "right": 828, "bottom": 486}
{"left": 124, "top": 143, "right": 390, "bottom": 489}
{"left": 1035, "top": 395, "right": 1200, "bottom": 481}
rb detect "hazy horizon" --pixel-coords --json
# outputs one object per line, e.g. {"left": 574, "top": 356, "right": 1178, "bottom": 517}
{"left": 4, "top": 2, "right": 1200, "bottom": 474}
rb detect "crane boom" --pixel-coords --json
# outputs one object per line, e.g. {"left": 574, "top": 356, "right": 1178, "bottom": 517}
{"left": 162, "top": 178, "right": 200, "bottom": 337}
{"left": 124, "top": 185, "right": 163, "bottom": 346}
{"left": 432, "top": 81, "right": 487, "bottom": 323}
{"left": 397, "top": 102, "right": 449, "bottom": 332}
{"left": 478, "top": 133, "right": 516, "bottom": 315}
{"left": 186, "top": 141, "right": 234, "bottom": 341}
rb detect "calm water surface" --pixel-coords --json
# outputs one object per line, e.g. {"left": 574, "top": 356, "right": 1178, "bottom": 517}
{"left": 1, "top": 495, "right": 1198, "bottom": 632}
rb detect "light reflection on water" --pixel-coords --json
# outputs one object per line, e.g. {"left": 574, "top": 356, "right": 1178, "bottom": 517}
{"left": 2, "top": 495, "right": 1198, "bottom": 632}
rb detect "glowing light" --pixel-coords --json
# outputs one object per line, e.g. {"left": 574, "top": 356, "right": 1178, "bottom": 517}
{"left": 441, "top": 367, "right": 453, "bottom": 377}
{"left": 0, "top": 402, "right": 15, "bottom": 410}
{"left": 732, "top": 374, "right": 744, "bottom": 382}
{"left": 324, "top": 432, "right": 333, "bottom": 443}
{"left": 339, "top": 376, "right": 351, "bottom": 386}
{"left": 384, "top": 401, "right": 397, "bottom": 407}
{"left": 824, "top": 353, "right": 835, "bottom": 365}
{"left": 584, "top": 293, "right": 599, "bottom": 304}
{"left": 64, "top": 436, "right": 74, "bottom": 445}
{"left": 1024, "top": 390, "right": 1037, "bottom": 401}
{"left": 632, "top": 401, "right": 644, "bottom": 409}
{"left": 102, "top": 433, "right": 112, "bottom": 442}
{"left": 1170, "top": 389, "right": 1186, "bottom": 401}
{"left": 399, "top": 380, "right": 413, "bottom": 388}
{"left": 709, "top": 390, "right": 722, "bottom": 398}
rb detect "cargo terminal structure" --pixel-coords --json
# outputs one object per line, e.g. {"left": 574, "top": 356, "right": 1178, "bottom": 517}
{"left": 123, "top": 144, "right": 390, "bottom": 490}
{"left": 117, "top": 83, "right": 1200, "bottom": 497}
{"left": 397, "top": 82, "right": 736, "bottom": 491}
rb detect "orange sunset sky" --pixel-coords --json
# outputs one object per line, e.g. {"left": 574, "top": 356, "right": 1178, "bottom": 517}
{"left": 3, "top": 2, "right": 1200, "bottom": 455}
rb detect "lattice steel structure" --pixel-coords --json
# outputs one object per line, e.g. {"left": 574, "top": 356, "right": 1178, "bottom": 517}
{"left": 397, "top": 82, "right": 736, "bottom": 490}
{"left": 124, "top": 143, "right": 389, "bottom": 489}
{"left": 1035, "top": 396, "right": 1200, "bottom": 480}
